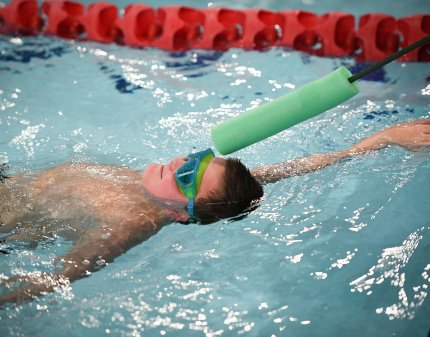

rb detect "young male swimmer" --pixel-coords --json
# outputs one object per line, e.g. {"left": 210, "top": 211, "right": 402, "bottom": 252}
{"left": 1, "top": 119, "right": 430, "bottom": 304}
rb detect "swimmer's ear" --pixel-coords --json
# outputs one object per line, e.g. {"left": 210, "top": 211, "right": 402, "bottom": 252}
{"left": 164, "top": 209, "right": 190, "bottom": 223}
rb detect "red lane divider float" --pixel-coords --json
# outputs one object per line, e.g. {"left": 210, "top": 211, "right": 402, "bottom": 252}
{"left": 152, "top": 6, "right": 204, "bottom": 51}
{"left": 398, "top": 14, "right": 430, "bottom": 61}
{"left": 0, "top": 0, "right": 42, "bottom": 35}
{"left": 115, "top": 4, "right": 158, "bottom": 47}
{"left": 232, "top": 9, "right": 282, "bottom": 50}
{"left": 278, "top": 10, "right": 318, "bottom": 54}
{"left": 314, "top": 12, "right": 355, "bottom": 57}
{"left": 0, "top": 0, "right": 428, "bottom": 61}
{"left": 194, "top": 8, "right": 244, "bottom": 50}
{"left": 42, "top": 0, "right": 84, "bottom": 38}
{"left": 354, "top": 13, "right": 400, "bottom": 62}
{"left": 80, "top": 2, "right": 119, "bottom": 43}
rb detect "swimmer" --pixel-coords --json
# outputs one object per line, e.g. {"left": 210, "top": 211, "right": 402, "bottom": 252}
{"left": 1, "top": 119, "right": 430, "bottom": 305}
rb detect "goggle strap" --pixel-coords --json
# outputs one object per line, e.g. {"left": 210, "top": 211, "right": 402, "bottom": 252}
{"left": 187, "top": 198, "right": 195, "bottom": 218}
{"left": 195, "top": 153, "right": 214, "bottom": 191}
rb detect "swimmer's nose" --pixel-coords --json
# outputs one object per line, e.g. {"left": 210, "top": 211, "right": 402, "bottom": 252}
{"left": 170, "top": 157, "right": 187, "bottom": 171}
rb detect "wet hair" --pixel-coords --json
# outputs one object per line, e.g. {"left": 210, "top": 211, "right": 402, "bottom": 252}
{"left": 0, "top": 163, "right": 10, "bottom": 184}
{"left": 192, "top": 158, "right": 264, "bottom": 225}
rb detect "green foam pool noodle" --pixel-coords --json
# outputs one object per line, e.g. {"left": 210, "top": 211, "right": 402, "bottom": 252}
{"left": 211, "top": 66, "right": 360, "bottom": 155}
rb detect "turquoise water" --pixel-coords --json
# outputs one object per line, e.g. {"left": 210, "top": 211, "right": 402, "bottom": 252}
{"left": 1, "top": 0, "right": 430, "bottom": 336}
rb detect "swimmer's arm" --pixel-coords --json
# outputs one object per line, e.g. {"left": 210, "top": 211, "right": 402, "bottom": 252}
{"left": 0, "top": 220, "right": 154, "bottom": 305}
{"left": 251, "top": 148, "right": 361, "bottom": 184}
{"left": 57, "top": 221, "right": 154, "bottom": 282}
{"left": 251, "top": 120, "right": 430, "bottom": 184}
{"left": 251, "top": 129, "right": 394, "bottom": 184}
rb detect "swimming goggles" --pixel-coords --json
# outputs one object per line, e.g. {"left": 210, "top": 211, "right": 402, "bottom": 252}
{"left": 175, "top": 148, "right": 215, "bottom": 220}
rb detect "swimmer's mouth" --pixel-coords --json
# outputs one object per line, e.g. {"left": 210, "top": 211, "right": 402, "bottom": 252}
{"left": 160, "top": 164, "right": 164, "bottom": 178}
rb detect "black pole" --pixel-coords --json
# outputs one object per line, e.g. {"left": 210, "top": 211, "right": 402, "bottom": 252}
{"left": 348, "top": 34, "right": 430, "bottom": 83}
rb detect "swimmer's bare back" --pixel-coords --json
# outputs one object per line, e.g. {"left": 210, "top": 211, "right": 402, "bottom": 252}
{"left": 0, "top": 163, "right": 171, "bottom": 303}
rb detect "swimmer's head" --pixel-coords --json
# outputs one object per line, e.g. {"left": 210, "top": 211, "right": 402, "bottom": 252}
{"left": 194, "top": 157, "right": 264, "bottom": 224}
{"left": 142, "top": 154, "right": 263, "bottom": 224}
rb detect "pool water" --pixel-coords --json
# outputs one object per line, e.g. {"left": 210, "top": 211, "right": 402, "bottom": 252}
{"left": 1, "top": 0, "right": 430, "bottom": 336}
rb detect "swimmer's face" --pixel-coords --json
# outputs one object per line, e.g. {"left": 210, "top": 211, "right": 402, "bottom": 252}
{"left": 142, "top": 156, "right": 227, "bottom": 217}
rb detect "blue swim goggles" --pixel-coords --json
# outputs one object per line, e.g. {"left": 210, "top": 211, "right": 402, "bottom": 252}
{"left": 175, "top": 148, "right": 215, "bottom": 220}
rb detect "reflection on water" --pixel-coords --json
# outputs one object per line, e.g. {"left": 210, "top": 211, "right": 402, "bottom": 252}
{"left": 350, "top": 227, "right": 430, "bottom": 320}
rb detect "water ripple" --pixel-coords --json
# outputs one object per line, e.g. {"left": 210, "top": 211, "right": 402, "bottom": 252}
{"left": 0, "top": 36, "right": 70, "bottom": 64}
{"left": 350, "top": 226, "right": 430, "bottom": 320}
